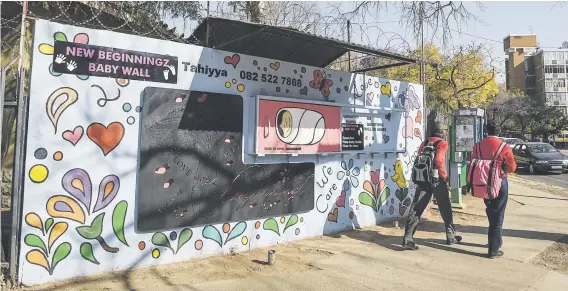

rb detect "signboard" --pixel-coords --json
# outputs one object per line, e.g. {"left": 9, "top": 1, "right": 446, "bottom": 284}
{"left": 342, "top": 111, "right": 404, "bottom": 152}
{"left": 256, "top": 98, "right": 341, "bottom": 154}
{"left": 52, "top": 41, "right": 178, "bottom": 83}
{"left": 341, "top": 123, "right": 364, "bottom": 150}
{"left": 455, "top": 116, "right": 475, "bottom": 152}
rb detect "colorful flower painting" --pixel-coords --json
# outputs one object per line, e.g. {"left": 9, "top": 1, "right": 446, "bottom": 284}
{"left": 45, "top": 168, "right": 128, "bottom": 263}
{"left": 359, "top": 168, "right": 391, "bottom": 212}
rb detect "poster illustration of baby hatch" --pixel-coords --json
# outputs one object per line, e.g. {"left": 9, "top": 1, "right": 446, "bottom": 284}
{"left": 256, "top": 98, "right": 341, "bottom": 154}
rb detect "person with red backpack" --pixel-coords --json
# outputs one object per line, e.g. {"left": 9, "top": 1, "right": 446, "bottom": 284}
{"left": 468, "top": 121, "right": 517, "bottom": 259}
{"left": 403, "top": 121, "right": 462, "bottom": 250}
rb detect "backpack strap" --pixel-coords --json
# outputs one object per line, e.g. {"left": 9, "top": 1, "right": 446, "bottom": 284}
{"left": 487, "top": 141, "right": 506, "bottom": 197}
{"left": 492, "top": 142, "right": 506, "bottom": 161}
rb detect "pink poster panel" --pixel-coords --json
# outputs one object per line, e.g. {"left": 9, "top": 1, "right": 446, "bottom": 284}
{"left": 257, "top": 99, "right": 341, "bottom": 154}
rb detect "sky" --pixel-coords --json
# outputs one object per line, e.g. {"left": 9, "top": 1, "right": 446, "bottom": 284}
{"left": 173, "top": 1, "right": 568, "bottom": 84}
{"left": 334, "top": 1, "right": 568, "bottom": 83}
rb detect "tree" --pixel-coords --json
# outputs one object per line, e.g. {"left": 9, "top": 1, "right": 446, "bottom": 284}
{"left": 433, "top": 43, "right": 498, "bottom": 109}
{"left": 486, "top": 87, "right": 527, "bottom": 134}
{"left": 512, "top": 97, "right": 568, "bottom": 138}
{"left": 377, "top": 43, "right": 498, "bottom": 111}
{"left": 379, "top": 44, "right": 445, "bottom": 106}
{"left": 228, "top": 1, "right": 262, "bottom": 22}
{"left": 331, "top": 1, "right": 483, "bottom": 46}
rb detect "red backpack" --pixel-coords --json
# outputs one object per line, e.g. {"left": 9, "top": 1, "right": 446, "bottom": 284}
{"left": 466, "top": 141, "right": 506, "bottom": 200}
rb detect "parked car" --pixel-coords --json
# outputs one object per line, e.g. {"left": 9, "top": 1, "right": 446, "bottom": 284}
{"left": 512, "top": 142, "right": 568, "bottom": 174}
{"left": 499, "top": 137, "right": 524, "bottom": 146}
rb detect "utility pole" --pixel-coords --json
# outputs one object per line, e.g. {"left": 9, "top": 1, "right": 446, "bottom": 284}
{"left": 419, "top": 2, "right": 425, "bottom": 86}
{"left": 205, "top": 1, "right": 210, "bottom": 47}
{"left": 347, "top": 20, "right": 351, "bottom": 71}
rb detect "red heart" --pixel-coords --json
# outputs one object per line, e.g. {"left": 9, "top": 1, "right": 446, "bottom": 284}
{"left": 370, "top": 170, "right": 380, "bottom": 185}
{"left": 336, "top": 191, "right": 346, "bottom": 208}
{"left": 87, "top": 122, "right": 125, "bottom": 156}
{"left": 224, "top": 54, "right": 240, "bottom": 69}
{"left": 399, "top": 205, "right": 407, "bottom": 216}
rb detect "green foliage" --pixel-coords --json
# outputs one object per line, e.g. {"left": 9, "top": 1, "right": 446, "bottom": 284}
{"left": 380, "top": 43, "right": 498, "bottom": 111}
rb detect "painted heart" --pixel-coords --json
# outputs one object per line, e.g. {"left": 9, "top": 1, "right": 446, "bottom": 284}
{"left": 197, "top": 93, "right": 207, "bottom": 103}
{"left": 366, "top": 92, "right": 374, "bottom": 102}
{"left": 224, "top": 54, "right": 240, "bottom": 69}
{"left": 399, "top": 204, "right": 407, "bottom": 216}
{"left": 415, "top": 110, "right": 423, "bottom": 124}
{"left": 87, "top": 122, "right": 125, "bottom": 156}
{"left": 62, "top": 126, "right": 84, "bottom": 146}
{"left": 370, "top": 170, "right": 380, "bottom": 185}
{"left": 385, "top": 113, "right": 391, "bottom": 121}
{"left": 336, "top": 191, "right": 346, "bottom": 208}
{"left": 327, "top": 208, "right": 338, "bottom": 222}
{"left": 269, "top": 61, "right": 280, "bottom": 71}
{"left": 155, "top": 165, "right": 169, "bottom": 174}
{"left": 383, "top": 134, "right": 390, "bottom": 144}
{"left": 401, "top": 116, "right": 414, "bottom": 138}
{"left": 414, "top": 128, "right": 422, "bottom": 140}
{"left": 380, "top": 82, "right": 392, "bottom": 97}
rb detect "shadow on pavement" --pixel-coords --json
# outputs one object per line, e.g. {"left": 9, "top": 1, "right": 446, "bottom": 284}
{"left": 329, "top": 218, "right": 568, "bottom": 258}
{"left": 509, "top": 194, "right": 568, "bottom": 201}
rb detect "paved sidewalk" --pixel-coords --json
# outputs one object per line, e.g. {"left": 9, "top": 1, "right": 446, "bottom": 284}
{"left": 25, "top": 179, "right": 568, "bottom": 291}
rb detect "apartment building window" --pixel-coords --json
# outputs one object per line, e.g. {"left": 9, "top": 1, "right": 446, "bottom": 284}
{"left": 546, "top": 64, "right": 567, "bottom": 74}
{"left": 546, "top": 79, "right": 554, "bottom": 90}
{"left": 547, "top": 92, "right": 568, "bottom": 106}
{"left": 553, "top": 79, "right": 566, "bottom": 88}
{"left": 545, "top": 51, "right": 567, "bottom": 61}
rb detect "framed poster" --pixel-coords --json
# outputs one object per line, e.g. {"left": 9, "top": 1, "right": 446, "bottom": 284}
{"left": 341, "top": 123, "right": 364, "bottom": 150}
{"left": 256, "top": 97, "right": 342, "bottom": 154}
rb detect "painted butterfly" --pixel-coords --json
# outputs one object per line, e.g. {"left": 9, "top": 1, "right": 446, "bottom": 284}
{"left": 398, "top": 85, "right": 421, "bottom": 111}
{"left": 309, "top": 70, "right": 334, "bottom": 98}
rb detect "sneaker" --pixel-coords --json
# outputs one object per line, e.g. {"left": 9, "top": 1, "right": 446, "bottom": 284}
{"left": 402, "top": 241, "right": 419, "bottom": 250}
{"left": 488, "top": 250, "right": 504, "bottom": 259}
{"left": 447, "top": 235, "right": 463, "bottom": 245}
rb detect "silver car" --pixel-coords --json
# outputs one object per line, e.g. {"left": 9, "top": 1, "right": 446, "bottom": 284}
{"left": 499, "top": 137, "right": 524, "bottom": 146}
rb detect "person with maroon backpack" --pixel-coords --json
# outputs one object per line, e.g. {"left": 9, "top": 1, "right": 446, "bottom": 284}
{"left": 402, "top": 121, "right": 462, "bottom": 250}
{"left": 468, "top": 121, "right": 517, "bottom": 259}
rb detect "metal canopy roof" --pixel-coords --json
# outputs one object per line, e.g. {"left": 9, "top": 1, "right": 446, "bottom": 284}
{"left": 191, "top": 17, "right": 420, "bottom": 71}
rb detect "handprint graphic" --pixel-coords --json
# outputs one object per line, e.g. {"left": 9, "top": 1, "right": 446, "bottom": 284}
{"left": 54, "top": 54, "right": 66, "bottom": 64}
{"left": 66, "top": 60, "right": 77, "bottom": 72}
{"left": 167, "top": 65, "right": 176, "bottom": 76}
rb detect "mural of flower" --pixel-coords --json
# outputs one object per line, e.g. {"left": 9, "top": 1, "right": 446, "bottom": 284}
{"left": 38, "top": 31, "right": 90, "bottom": 80}
{"left": 24, "top": 213, "right": 71, "bottom": 275}
{"left": 45, "top": 168, "right": 128, "bottom": 264}
{"left": 337, "top": 159, "right": 360, "bottom": 190}
{"left": 358, "top": 168, "right": 391, "bottom": 212}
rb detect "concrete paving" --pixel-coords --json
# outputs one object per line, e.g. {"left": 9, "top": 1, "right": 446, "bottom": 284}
{"left": 26, "top": 179, "right": 568, "bottom": 291}
{"left": 190, "top": 180, "right": 568, "bottom": 291}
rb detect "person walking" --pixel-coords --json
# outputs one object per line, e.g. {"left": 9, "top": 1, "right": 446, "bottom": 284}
{"left": 402, "top": 121, "right": 462, "bottom": 250}
{"left": 471, "top": 121, "right": 517, "bottom": 258}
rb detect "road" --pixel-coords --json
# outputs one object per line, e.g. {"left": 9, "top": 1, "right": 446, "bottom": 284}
{"left": 515, "top": 149, "right": 568, "bottom": 189}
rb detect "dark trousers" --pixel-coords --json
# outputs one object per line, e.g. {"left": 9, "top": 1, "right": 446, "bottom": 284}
{"left": 484, "top": 178, "right": 508, "bottom": 255}
{"left": 403, "top": 181, "right": 457, "bottom": 243}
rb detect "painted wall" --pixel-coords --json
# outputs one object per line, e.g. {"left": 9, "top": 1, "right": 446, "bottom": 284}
{"left": 19, "top": 20, "right": 424, "bottom": 285}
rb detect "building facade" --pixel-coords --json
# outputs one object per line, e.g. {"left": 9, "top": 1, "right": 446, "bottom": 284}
{"left": 504, "top": 34, "right": 568, "bottom": 115}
